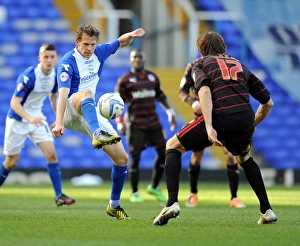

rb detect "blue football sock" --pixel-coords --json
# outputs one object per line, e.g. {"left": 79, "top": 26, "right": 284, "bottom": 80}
{"left": 110, "top": 164, "right": 128, "bottom": 205}
{"left": 0, "top": 164, "right": 10, "bottom": 187}
{"left": 81, "top": 98, "right": 99, "bottom": 133}
{"left": 47, "top": 163, "right": 62, "bottom": 198}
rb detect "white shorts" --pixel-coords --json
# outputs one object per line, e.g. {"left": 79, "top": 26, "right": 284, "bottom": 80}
{"left": 63, "top": 96, "right": 117, "bottom": 140}
{"left": 3, "top": 117, "right": 53, "bottom": 156}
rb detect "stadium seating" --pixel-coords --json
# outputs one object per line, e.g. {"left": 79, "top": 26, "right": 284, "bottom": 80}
{"left": 1, "top": 0, "right": 298, "bottom": 171}
{"left": 196, "top": 0, "right": 300, "bottom": 170}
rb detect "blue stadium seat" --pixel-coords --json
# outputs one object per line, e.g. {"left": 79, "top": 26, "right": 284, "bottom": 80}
{"left": 254, "top": 138, "right": 281, "bottom": 153}
{"left": 197, "top": 0, "right": 224, "bottom": 11}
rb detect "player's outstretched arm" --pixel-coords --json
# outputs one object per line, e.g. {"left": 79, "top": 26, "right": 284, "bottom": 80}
{"left": 118, "top": 28, "right": 145, "bottom": 48}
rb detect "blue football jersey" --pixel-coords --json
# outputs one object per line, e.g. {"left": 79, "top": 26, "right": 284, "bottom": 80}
{"left": 57, "top": 40, "right": 120, "bottom": 97}
{"left": 7, "top": 64, "right": 58, "bottom": 122}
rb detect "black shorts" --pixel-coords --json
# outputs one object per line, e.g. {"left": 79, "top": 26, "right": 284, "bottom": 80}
{"left": 177, "top": 111, "right": 255, "bottom": 156}
{"left": 127, "top": 125, "right": 166, "bottom": 153}
{"left": 215, "top": 111, "right": 255, "bottom": 156}
{"left": 177, "top": 116, "right": 212, "bottom": 151}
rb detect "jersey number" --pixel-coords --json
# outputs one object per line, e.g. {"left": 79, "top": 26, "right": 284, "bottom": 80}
{"left": 217, "top": 59, "right": 242, "bottom": 80}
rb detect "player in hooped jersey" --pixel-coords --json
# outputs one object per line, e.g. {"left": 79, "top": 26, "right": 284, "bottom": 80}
{"left": 115, "top": 49, "right": 176, "bottom": 203}
{"left": 52, "top": 24, "right": 145, "bottom": 220}
{"left": 154, "top": 31, "right": 277, "bottom": 225}
{"left": 0, "top": 44, "right": 75, "bottom": 206}
{"left": 179, "top": 59, "right": 246, "bottom": 208}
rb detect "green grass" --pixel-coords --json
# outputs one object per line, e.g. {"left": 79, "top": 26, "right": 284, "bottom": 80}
{"left": 0, "top": 181, "right": 300, "bottom": 246}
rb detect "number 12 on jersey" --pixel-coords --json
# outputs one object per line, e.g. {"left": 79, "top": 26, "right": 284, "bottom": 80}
{"left": 217, "top": 59, "right": 243, "bottom": 81}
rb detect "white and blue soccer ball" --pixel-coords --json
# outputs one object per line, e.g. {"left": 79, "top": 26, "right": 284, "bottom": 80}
{"left": 98, "top": 92, "right": 124, "bottom": 119}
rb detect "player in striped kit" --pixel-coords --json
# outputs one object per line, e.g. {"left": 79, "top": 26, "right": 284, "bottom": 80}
{"left": 115, "top": 49, "right": 176, "bottom": 203}
{"left": 0, "top": 43, "right": 75, "bottom": 206}
{"left": 179, "top": 59, "right": 246, "bottom": 208}
{"left": 154, "top": 31, "right": 276, "bottom": 226}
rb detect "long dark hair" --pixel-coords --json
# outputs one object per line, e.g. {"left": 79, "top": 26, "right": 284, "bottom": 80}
{"left": 196, "top": 31, "right": 226, "bottom": 56}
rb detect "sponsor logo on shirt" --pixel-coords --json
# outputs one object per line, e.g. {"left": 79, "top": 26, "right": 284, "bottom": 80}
{"left": 85, "top": 59, "right": 94, "bottom": 64}
{"left": 132, "top": 89, "right": 156, "bottom": 98}
{"left": 60, "top": 72, "right": 69, "bottom": 82}
{"left": 81, "top": 73, "right": 97, "bottom": 83}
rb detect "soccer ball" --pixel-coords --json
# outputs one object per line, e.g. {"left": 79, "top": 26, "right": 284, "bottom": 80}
{"left": 98, "top": 92, "right": 124, "bottom": 119}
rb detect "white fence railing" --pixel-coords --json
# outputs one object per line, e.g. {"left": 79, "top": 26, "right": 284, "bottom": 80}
{"left": 177, "top": 0, "right": 240, "bottom": 63}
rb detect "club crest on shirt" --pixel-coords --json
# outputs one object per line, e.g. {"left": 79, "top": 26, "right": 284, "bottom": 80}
{"left": 148, "top": 74, "right": 156, "bottom": 82}
{"left": 60, "top": 72, "right": 69, "bottom": 82}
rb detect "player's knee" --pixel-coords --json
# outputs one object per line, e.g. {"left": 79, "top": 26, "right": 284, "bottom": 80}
{"left": 226, "top": 153, "right": 236, "bottom": 164}
{"left": 44, "top": 150, "right": 58, "bottom": 163}
{"left": 4, "top": 160, "right": 18, "bottom": 170}
{"left": 81, "top": 90, "right": 95, "bottom": 100}
{"left": 4, "top": 155, "right": 20, "bottom": 170}
{"left": 166, "top": 135, "right": 180, "bottom": 150}
{"left": 236, "top": 153, "right": 250, "bottom": 164}
{"left": 115, "top": 153, "right": 129, "bottom": 166}
{"left": 191, "top": 150, "right": 204, "bottom": 164}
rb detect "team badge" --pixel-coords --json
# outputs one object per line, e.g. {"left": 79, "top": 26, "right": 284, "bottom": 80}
{"left": 148, "top": 74, "right": 155, "bottom": 82}
{"left": 60, "top": 72, "right": 69, "bottom": 82}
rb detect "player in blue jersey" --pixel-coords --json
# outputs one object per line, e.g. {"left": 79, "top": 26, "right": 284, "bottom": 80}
{"left": 0, "top": 43, "right": 75, "bottom": 207}
{"left": 51, "top": 24, "right": 145, "bottom": 220}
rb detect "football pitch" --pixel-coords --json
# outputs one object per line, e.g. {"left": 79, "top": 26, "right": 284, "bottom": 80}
{"left": 0, "top": 181, "right": 300, "bottom": 246}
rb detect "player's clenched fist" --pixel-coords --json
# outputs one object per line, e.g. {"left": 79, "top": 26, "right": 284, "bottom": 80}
{"left": 52, "top": 124, "right": 64, "bottom": 137}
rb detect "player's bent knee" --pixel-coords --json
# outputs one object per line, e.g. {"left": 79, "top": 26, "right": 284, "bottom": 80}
{"left": 166, "top": 136, "right": 179, "bottom": 149}
{"left": 236, "top": 153, "right": 250, "bottom": 164}
{"left": 111, "top": 152, "right": 128, "bottom": 166}
{"left": 4, "top": 155, "right": 19, "bottom": 170}
{"left": 80, "top": 90, "right": 94, "bottom": 99}
{"left": 44, "top": 151, "right": 57, "bottom": 163}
